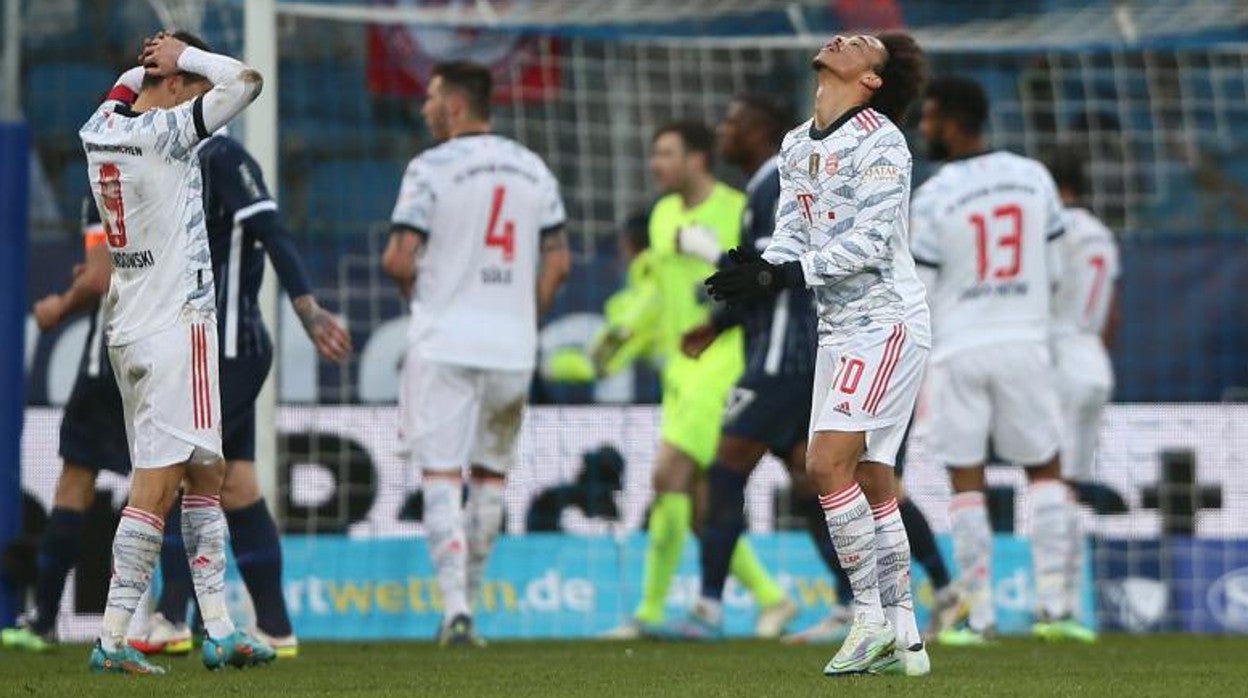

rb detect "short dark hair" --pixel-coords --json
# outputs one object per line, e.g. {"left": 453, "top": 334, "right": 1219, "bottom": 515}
{"left": 654, "top": 120, "right": 715, "bottom": 167}
{"left": 925, "top": 75, "right": 989, "bottom": 136}
{"left": 432, "top": 61, "right": 493, "bottom": 120}
{"left": 141, "top": 30, "right": 212, "bottom": 89}
{"left": 732, "top": 93, "right": 792, "bottom": 147}
{"left": 871, "top": 32, "right": 927, "bottom": 126}
{"left": 1046, "top": 147, "right": 1087, "bottom": 198}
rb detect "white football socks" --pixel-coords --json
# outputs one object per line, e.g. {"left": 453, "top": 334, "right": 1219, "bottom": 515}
{"left": 465, "top": 478, "right": 505, "bottom": 608}
{"left": 820, "top": 483, "right": 885, "bottom": 625}
{"left": 99, "top": 507, "right": 164, "bottom": 652}
{"left": 181, "top": 494, "right": 236, "bottom": 640}
{"left": 1029, "top": 480, "right": 1075, "bottom": 620}
{"left": 950, "top": 491, "right": 995, "bottom": 632}
{"left": 424, "top": 478, "right": 470, "bottom": 624}
{"left": 872, "top": 498, "right": 921, "bottom": 647}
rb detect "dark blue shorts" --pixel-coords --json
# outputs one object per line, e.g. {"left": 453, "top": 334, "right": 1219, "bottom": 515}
{"left": 219, "top": 351, "right": 273, "bottom": 462}
{"left": 721, "top": 372, "right": 814, "bottom": 460}
{"left": 58, "top": 351, "right": 131, "bottom": 475}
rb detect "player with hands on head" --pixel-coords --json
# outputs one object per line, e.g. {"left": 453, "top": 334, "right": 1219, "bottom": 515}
{"left": 78, "top": 30, "right": 271, "bottom": 675}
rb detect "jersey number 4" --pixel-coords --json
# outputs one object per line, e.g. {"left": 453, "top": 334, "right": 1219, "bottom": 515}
{"left": 971, "top": 204, "right": 1023, "bottom": 281}
{"left": 98, "top": 163, "right": 127, "bottom": 247}
{"left": 485, "top": 186, "right": 516, "bottom": 263}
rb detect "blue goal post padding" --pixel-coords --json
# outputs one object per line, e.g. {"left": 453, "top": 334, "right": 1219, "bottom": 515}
{"left": 0, "top": 120, "right": 30, "bottom": 627}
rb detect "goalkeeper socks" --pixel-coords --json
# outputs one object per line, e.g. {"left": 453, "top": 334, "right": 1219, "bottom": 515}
{"left": 819, "top": 484, "right": 884, "bottom": 624}
{"left": 31, "top": 507, "right": 85, "bottom": 635}
{"left": 423, "top": 478, "right": 470, "bottom": 623}
{"left": 634, "top": 492, "right": 691, "bottom": 625}
{"left": 157, "top": 498, "right": 193, "bottom": 625}
{"left": 226, "top": 499, "right": 292, "bottom": 637}
{"left": 872, "top": 498, "right": 921, "bottom": 647}
{"left": 181, "top": 494, "right": 235, "bottom": 640}
{"left": 1029, "top": 480, "right": 1075, "bottom": 620}
{"left": 699, "top": 465, "right": 747, "bottom": 601}
{"left": 899, "top": 497, "right": 951, "bottom": 591}
{"left": 794, "top": 492, "right": 853, "bottom": 606}
{"left": 99, "top": 507, "right": 164, "bottom": 652}
{"left": 465, "top": 479, "right": 505, "bottom": 608}
{"left": 729, "top": 537, "right": 785, "bottom": 608}
{"left": 950, "top": 491, "right": 995, "bottom": 631}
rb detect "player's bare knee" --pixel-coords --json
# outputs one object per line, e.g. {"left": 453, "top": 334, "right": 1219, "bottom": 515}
{"left": 220, "top": 460, "right": 262, "bottom": 509}
{"left": 53, "top": 462, "right": 98, "bottom": 511}
{"left": 1024, "top": 455, "right": 1063, "bottom": 482}
{"left": 947, "top": 464, "right": 987, "bottom": 493}
{"left": 855, "top": 462, "right": 897, "bottom": 504}
{"left": 715, "top": 436, "right": 766, "bottom": 475}
{"left": 183, "top": 459, "right": 226, "bottom": 497}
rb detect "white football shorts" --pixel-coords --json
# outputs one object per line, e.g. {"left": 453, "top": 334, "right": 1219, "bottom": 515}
{"left": 399, "top": 349, "right": 532, "bottom": 474}
{"left": 810, "top": 322, "right": 928, "bottom": 467}
{"left": 109, "top": 314, "right": 223, "bottom": 469}
{"left": 927, "top": 340, "right": 1061, "bottom": 467}
{"left": 1054, "top": 334, "right": 1113, "bottom": 481}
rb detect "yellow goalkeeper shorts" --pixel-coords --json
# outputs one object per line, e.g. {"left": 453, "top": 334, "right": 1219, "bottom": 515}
{"left": 659, "top": 329, "right": 743, "bottom": 468}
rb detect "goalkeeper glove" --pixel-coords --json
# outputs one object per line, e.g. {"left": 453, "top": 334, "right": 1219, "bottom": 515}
{"left": 705, "top": 246, "right": 804, "bottom": 304}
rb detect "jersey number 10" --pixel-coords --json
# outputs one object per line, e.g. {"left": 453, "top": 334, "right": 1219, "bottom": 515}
{"left": 98, "top": 163, "right": 127, "bottom": 248}
{"left": 485, "top": 186, "right": 516, "bottom": 263}
{"left": 971, "top": 204, "right": 1023, "bottom": 282}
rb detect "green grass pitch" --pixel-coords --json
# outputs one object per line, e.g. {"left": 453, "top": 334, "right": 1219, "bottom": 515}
{"left": 3, "top": 637, "right": 1247, "bottom": 697}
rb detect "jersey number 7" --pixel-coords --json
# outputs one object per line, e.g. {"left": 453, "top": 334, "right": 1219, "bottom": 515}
{"left": 98, "top": 163, "right": 127, "bottom": 248}
{"left": 485, "top": 185, "right": 516, "bottom": 263}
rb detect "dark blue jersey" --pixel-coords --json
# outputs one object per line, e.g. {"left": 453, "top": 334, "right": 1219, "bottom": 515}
{"left": 730, "top": 157, "right": 819, "bottom": 378}
{"left": 199, "top": 135, "right": 313, "bottom": 360}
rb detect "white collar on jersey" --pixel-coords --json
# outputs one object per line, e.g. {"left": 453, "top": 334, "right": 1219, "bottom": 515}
{"left": 745, "top": 156, "right": 779, "bottom": 195}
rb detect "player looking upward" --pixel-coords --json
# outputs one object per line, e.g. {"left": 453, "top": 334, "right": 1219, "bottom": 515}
{"left": 382, "top": 61, "right": 572, "bottom": 647}
{"left": 707, "top": 33, "right": 931, "bottom": 676}
{"left": 603, "top": 121, "right": 795, "bottom": 640}
{"left": 1046, "top": 150, "right": 1120, "bottom": 626}
{"left": 909, "top": 76, "right": 1093, "bottom": 645}
{"left": 128, "top": 126, "right": 351, "bottom": 658}
{"left": 78, "top": 31, "right": 271, "bottom": 674}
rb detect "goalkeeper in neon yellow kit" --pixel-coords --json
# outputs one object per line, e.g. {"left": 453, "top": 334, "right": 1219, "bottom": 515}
{"left": 588, "top": 122, "right": 797, "bottom": 638}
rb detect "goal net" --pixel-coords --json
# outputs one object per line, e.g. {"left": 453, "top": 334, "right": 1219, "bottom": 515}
{"left": 13, "top": 0, "right": 1248, "bottom": 640}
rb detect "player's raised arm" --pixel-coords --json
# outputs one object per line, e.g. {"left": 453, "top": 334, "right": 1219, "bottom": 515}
{"left": 141, "top": 32, "right": 263, "bottom": 137}
{"left": 103, "top": 66, "right": 145, "bottom": 106}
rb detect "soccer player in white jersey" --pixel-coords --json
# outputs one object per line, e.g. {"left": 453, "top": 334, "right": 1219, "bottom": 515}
{"left": 78, "top": 31, "right": 274, "bottom": 674}
{"left": 382, "top": 61, "right": 572, "bottom": 647}
{"left": 909, "top": 76, "right": 1094, "bottom": 645}
{"left": 1046, "top": 151, "right": 1120, "bottom": 620}
{"left": 708, "top": 33, "right": 932, "bottom": 676}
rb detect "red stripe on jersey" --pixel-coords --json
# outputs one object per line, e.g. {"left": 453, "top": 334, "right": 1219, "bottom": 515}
{"left": 197, "top": 324, "right": 211, "bottom": 430}
{"left": 194, "top": 325, "right": 204, "bottom": 429}
{"left": 190, "top": 326, "right": 200, "bottom": 429}
{"left": 863, "top": 324, "right": 905, "bottom": 415}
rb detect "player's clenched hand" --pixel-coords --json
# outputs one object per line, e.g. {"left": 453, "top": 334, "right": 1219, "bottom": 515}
{"left": 33, "top": 294, "right": 65, "bottom": 332}
{"left": 680, "top": 323, "right": 718, "bottom": 359}
{"left": 141, "top": 32, "right": 188, "bottom": 79}
{"left": 294, "top": 296, "right": 353, "bottom": 362}
{"left": 705, "top": 246, "right": 804, "bottom": 305}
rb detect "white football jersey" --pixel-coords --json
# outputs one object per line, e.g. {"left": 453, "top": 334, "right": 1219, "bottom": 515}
{"left": 910, "top": 150, "right": 1065, "bottom": 362}
{"left": 1052, "top": 207, "right": 1120, "bottom": 337}
{"left": 762, "top": 107, "right": 930, "bottom": 348}
{"left": 391, "top": 133, "right": 566, "bottom": 371}
{"left": 80, "top": 96, "right": 215, "bottom": 347}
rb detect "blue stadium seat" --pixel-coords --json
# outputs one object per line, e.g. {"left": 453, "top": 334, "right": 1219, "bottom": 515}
{"left": 25, "top": 63, "right": 116, "bottom": 143}
{"left": 304, "top": 158, "right": 407, "bottom": 231}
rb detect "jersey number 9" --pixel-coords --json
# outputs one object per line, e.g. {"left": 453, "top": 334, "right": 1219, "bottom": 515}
{"left": 98, "top": 163, "right": 127, "bottom": 248}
